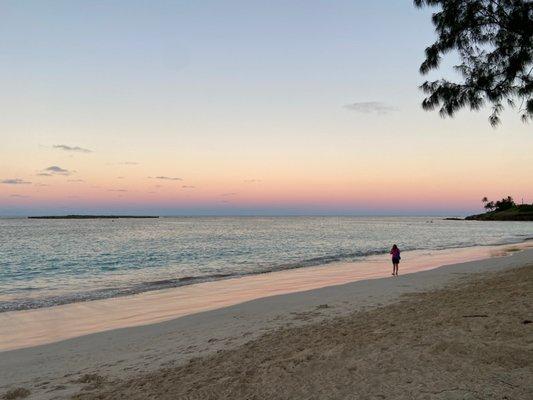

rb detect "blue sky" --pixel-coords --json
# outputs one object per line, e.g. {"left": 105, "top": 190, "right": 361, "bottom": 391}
{"left": 1, "top": 1, "right": 531, "bottom": 216}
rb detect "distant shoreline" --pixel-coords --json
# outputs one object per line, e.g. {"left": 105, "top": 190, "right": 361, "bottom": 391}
{"left": 465, "top": 206, "right": 533, "bottom": 221}
{"left": 27, "top": 215, "right": 159, "bottom": 219}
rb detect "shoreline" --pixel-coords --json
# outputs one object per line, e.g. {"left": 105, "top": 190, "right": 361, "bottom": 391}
{"left": 1, "top": 245, "right": 532, "bottom": 398}
{"left": 1, "top": 241, "right": 531, "bottom": 352}
{"left": 4, "top": 237, "right": 532, "bottom": 313}
{"left": 74, "top": 261, "right": 533, "bottom": 400}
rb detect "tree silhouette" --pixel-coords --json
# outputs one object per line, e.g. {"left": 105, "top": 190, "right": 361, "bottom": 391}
{"left": 495, "top": 195, "right": 516, "bottom": 210}
{"left": 481, "top": 196, "right": 516, "bottom": 211}
{"left": 484, "top": 201, "right": 496, "bottom": 211}
{"left": 414, "top": 0, "right": 532, "bottom": 126}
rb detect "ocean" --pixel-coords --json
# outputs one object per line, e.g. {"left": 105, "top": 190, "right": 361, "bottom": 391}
{"left": 1, "top": 216, "right": 532, "bottom": 312}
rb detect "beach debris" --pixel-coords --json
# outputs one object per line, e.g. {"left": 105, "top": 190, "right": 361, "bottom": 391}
{"left": 74, "top": 374, "right": 104, "bottom": 384}
{"left": 316, "top": 304, "right": 329, "bottom": 309}
{"left": 522, "top": 320, "right": 532, "bottom": 324}
{"left": 461, "top": 314, "right": 488, "bottom": 318}
{"left": 73, "top": 373, "right": 106, "bottom": 390}
{"left": 2, "top": 387, "right": 30, "bottom": 400}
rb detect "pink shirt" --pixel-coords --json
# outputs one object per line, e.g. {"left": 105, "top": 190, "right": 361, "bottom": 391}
{"left": 390, "top": 248, "right": 400, "bottom": 258}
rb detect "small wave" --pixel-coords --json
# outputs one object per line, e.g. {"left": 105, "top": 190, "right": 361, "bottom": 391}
{"left": 131, "top": 273, "right": 234, "bottom": 290}
{"left": 0, "top": 271, "right": 249, "bottom": 312}
{"left": 265, "top": 249, "right": 389, "bottom": 273}
{"left": 19, "top": 286, "right": 38, "bottom": 291}
{"left": 518, "top": 235, "right": 533, "bottom": 240}
{"left": 0, "top": 248, "right": 394, "bottom": 313}
{"left": 2, "top": 236, "right": 532, "bottom": 313}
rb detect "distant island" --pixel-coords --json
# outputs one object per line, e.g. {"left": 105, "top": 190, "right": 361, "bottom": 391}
{"left": 465, "top": 196, "right": 533, "bottom": 221}
{"left": 28, "top": 215, "right": 159, "bottom": 219}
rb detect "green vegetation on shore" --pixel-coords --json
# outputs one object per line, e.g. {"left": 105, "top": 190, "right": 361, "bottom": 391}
{"left": 465, "top": 197, "right": 533, "bottom": 221}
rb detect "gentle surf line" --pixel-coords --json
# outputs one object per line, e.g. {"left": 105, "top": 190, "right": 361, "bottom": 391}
{"left": 0, "top": 241, "right": 531, "bottom": 352}
{"left": 3, "top": 237, "right": 532, "bottom": 313}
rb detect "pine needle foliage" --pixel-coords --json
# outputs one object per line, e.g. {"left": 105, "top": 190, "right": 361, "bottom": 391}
{"left": 414, "top": 0, "right": 532, "bottom": 126}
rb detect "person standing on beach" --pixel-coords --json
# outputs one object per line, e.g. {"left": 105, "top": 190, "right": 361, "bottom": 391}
{"left": 390, "top": 244, "right": 400, "bottom": 276}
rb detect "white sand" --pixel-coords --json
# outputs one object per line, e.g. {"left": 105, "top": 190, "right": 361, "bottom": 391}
{"left": 0, "top": 243, "right": 532, "bottom": 399}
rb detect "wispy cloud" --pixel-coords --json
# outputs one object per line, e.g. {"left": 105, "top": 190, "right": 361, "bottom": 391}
{"left": 150, "top": 176, "right": 183, "bottom": 181}
{"left": 108, "top": 189, "right": 128, "bottom": 192}
{"left": 182, "top": 185, "right": 196, "bottom": 189}
{"left": 221, "top": 192, "right": 237, "bottom": 197}
{"left": 43, "top": 166, "right": 71, "bottom": 175}
{"left": 53, "top": 144, "right": 92, "bottom": 153}
{"left": 10, "top": 194, "right": 29, "bottom": 198}
{"left": 36, "top": 173, "right": 53, "bottom": 177}
{"left": 1, "top": 178, "right": 32, "bottom": 185}
{"left": 344, "top": 101, "right": 398, "bottom": 115}
{"left": 244, "top": 179, "right": 262, "bottom": 183}
{"left": 106, "top": 161, "right": 139, "bottom": 166}
{"left": 67, "top": 179, "right": 84, "bottom": 183}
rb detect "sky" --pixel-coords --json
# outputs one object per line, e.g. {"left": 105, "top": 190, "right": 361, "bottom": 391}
{"left": 1, "top": 0, "right": 532, "bottom": 216}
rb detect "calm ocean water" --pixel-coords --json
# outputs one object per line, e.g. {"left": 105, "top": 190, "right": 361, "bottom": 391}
{"left": 1, "top": 217, "right": 532, "bottom": 312}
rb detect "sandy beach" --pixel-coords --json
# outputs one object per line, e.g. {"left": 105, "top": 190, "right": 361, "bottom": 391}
{"left": 1, "top": 243, "right": 532, "bottom": 399}
{"left": 3, "top": 0, "right": 532, "bottom": 398}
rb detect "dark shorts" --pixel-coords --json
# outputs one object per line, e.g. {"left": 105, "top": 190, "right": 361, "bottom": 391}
{"left": 392, "top": 257, "right": 400, "bottom": 264}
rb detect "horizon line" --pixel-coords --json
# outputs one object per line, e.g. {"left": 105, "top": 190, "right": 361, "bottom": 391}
{"left": 0, "top": 213, "right": 469, "bottom": 218}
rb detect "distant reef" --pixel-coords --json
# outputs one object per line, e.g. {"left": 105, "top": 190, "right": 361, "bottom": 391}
{"left": 28, "top": 215, "right": 159, "bottom": 219}
{"left": 465, "top": 205, "right": 533, "bottom": 221}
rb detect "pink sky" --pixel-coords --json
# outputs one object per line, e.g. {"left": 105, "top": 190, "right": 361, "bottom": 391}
{"left": 1, "top": 1, "right": 532, "bottom": 216}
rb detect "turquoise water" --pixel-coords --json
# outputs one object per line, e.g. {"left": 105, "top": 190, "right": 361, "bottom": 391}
{"left": 1, "top": 217, "right": 532, "bottom": 312}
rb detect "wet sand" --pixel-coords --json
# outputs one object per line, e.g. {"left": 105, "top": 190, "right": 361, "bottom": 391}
{"left": 1, "top": 242, "right": 530, "bottom": 352}
{"left": 0, "top": 244, "right": 532, "bottom": 399}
